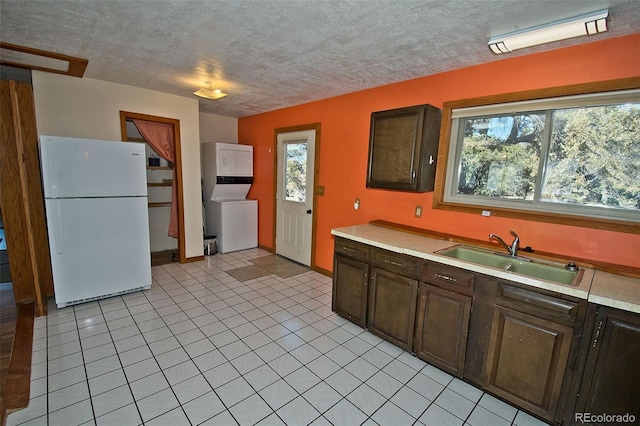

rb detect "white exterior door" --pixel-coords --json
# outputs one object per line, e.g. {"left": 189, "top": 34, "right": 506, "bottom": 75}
{"left": 276, "top": 129, "right": 315, "bottom": 266}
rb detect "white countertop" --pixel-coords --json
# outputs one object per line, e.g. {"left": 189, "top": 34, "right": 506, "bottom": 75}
{"left": 590, "top": 271, "right": 640, "bottom": 314}
{"left": 331, "top": 224, "right": 640, "bottom": 312}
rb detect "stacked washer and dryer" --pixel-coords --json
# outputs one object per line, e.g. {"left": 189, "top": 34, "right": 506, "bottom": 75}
{"left": 202, "top": 142, "right": 258, "bottom": 253}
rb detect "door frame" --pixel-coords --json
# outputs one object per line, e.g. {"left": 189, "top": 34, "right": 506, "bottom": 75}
{"left": 273, "top": 123, "right": 321, "bottom": 269}
{"left": 119, "top": 111, "right": 187, "bottom": 263}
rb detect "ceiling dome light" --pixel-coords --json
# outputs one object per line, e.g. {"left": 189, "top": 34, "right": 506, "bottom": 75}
{"left": 194, "top": 85, "right": 227, "bottom": 99}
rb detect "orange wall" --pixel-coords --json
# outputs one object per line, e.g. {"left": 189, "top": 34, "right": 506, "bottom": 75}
{"left": 239, "top": 34, "right": 640, "bottom": 272}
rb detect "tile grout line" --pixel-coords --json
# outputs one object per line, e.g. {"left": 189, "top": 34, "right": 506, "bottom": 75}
{"left": 145, "top": 261, "right": 244, "bottom": 425}
{"left": 101, "top": 290, "right": 174, "bottom": 425}
{"left": 142, "top": 257, "right": 287, "bottom": 424}
{"left": 11, "top": 249, "right": 542, "bottom": 426}
{"left": 174, "top": 257, "right": 336, "bottom": 424}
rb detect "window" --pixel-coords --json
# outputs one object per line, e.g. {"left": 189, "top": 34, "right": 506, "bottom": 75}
{"left": 284, "top": 141, "right": 307, "bottom": 202}
{"left": 434, "top": 79, "right": 640, "bottom": 233}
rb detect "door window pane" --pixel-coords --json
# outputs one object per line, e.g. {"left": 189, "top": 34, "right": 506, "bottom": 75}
{"left": 285, "top": 141, "right": 307, "bottom": 202}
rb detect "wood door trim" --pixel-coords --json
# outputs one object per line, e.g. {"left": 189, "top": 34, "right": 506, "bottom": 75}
{"left": 273, "top": 123, "right": 321, "bottom": 270}
{"left": 119, "top": 111, "right": 187, "bottom": 263}
{"left": 10, "top": 82, "right": 45, "bottom": 316}
{"left": 0, "top": 80, "right": 51, "bottom": 315}
{"left": 1, "top": 302, "right": 35, "bottom": 414}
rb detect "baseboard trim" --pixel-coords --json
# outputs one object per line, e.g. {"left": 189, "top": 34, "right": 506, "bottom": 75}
{"left": 312, "top": 265, "right": 332, "bottom": 277}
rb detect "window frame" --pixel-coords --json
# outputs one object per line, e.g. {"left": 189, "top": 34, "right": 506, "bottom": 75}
{"left": 433, "top": 77, "right": 640, "bottom": 235}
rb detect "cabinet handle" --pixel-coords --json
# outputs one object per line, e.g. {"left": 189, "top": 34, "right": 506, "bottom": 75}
{"left": 434, "top": 273, "right": 457, "bottom": 282}
{"left": 411, "top": 169, "right": 416, "bottom": 183}
{"left": 384, "top": 259, "right": 403, "bottom": 267}
{"left": 592, "top": 320, "right": 604, "bottom": 348}
{"left": 341, "top": 246, "right": 357, "bottom": 253}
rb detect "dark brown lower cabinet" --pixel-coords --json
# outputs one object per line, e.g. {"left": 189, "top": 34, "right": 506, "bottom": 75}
{"left": 414, "top": 283, "right": 471, "bottom": 377}
{"left": 574, "top": 306, "right": 640, "bottom": 425}
{"left": 367, "top": 267, "right": 418, "bottom": 351}
{"left": 464, "top": 275, "right": 499, "bottom": 387}
{"left": 484, "top": 305, "right": 573, "bottom": 422}
{"left": 332, "top": 236, "right": 636, "bottom": 426}
{"left": 332, "top": 254, "right": 369, "bottom": 328}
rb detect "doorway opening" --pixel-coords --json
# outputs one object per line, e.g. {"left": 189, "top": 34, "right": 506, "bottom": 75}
{"left": 119, "top": 111, "right": 187, "bottom": 264}
{"left": 274, "top": 124, "right": 320, "bottom": 268}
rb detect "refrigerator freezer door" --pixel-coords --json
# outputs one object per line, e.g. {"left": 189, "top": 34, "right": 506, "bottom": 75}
{"left": 211, "top": 200, "right": 257, "bottom": 253}
{"left": 45, "top": 197, "right": 151, "bottom": 307}
{"left": 40, "top": 135, "right": 147, "bottom": 198}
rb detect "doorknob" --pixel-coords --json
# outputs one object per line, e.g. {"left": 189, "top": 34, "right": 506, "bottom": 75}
{"left": 306, "top": 209, "right": 312, "bottom": 214}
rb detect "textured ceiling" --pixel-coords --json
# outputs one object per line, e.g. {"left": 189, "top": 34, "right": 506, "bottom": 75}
{"left": 1, "top": 1, "right": 639, "bottom": 118}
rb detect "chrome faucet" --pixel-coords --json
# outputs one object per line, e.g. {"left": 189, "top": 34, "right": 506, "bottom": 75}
{"left": 489, "top": 230, "right": 520, "bottom": 257}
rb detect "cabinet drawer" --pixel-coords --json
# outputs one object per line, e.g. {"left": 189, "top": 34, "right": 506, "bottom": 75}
{"left": 496, "top": 283, "right": 579, "bottom": 324}
{"left": 335, "top": 237, "right": 370, "bottom": 262}
{"left": 423, "top": 261, "right": 474, "bottom": 294}
{"left": 372, "top": 248, "right": 421, "bottom": 278}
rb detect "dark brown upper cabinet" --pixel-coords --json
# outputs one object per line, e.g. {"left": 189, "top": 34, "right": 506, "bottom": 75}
{"left": 366, "top": 103, "right": 441, "bottom": 192}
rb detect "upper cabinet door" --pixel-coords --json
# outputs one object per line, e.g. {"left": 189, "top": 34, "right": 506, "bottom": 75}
{"left": 366, "top": 104, "right": 441, "bottom": 192}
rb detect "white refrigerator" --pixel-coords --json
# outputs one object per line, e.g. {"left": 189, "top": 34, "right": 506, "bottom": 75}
{"left": 39, "top": 135, "right": 152, "bottom": 308}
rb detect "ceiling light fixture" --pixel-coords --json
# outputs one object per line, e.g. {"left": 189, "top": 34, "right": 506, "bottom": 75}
{"left": 193, "top": 85, "right": 227, "bottom": 100}
{"left": 0, "top": 42, "right": 88, "bottom": 77}
{"left": 488, "top": 9, "right": 609, "bottom": 54}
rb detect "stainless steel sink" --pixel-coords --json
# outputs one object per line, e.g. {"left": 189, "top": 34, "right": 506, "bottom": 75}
{"left": 435, "top": 245, "right": 582, "bottom": 286}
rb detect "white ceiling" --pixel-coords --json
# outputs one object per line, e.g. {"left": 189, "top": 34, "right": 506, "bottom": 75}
{"left": 1, "top": 1, "right": 639, "bottom": 118}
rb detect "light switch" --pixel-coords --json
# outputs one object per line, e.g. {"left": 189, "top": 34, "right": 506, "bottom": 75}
{"left": 317, "top": 186, "right": 325, "bottom": 196}
{"left": 415, "top": 205, "right": 422, "bottom": 218}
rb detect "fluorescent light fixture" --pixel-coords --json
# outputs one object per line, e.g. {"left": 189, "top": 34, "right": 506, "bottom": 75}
{"left": 488, "top": 9, "right": 609, "bottom": 54}
{"left": 193, "top": 86, "right": 227, "bottom": 99}
{"left": 0, "top": 42, "right": 88, "bottom": 77}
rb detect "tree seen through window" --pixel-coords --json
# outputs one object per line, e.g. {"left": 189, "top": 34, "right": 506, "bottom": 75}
{"left": 456, "top": 104, "right": 640, "bottom": 213}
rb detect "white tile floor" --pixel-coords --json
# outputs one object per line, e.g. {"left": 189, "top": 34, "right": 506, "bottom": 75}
{"left": 7, "top": 248, "right": 549, "bottom": 426}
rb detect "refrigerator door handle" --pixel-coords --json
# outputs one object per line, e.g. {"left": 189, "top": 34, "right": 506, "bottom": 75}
{"left": 48, "top": 152, "right": 56, "bottom": 198}
{"left": 50, "top": 202, "right": 64, "bottom": 254}
{"left": 40, "top": 140, "right": 55, "bottom": 198}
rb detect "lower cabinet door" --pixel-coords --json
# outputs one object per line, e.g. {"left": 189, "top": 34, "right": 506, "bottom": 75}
{"left": 415, "top": 284, "right": 471, "bottom": 377}
{"left": 367, "top": 267, "right": 418, "bottom": 351}
{"left": 483, "top": 305, "right": 573, "bottom": 422}
{"left": 575, "top": 307, "right": 640, "bottom": 425}
{"left": 332, "top": 254, "right": 369, "bottom": 327}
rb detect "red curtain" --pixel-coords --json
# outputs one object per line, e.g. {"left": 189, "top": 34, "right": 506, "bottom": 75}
{"left": 132, "top": 119, "right": 178, "bottom": 238}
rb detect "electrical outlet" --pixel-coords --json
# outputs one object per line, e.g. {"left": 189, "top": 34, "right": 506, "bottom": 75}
{"left": 415, "top": 205, "right": 422, "bottom": 218}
